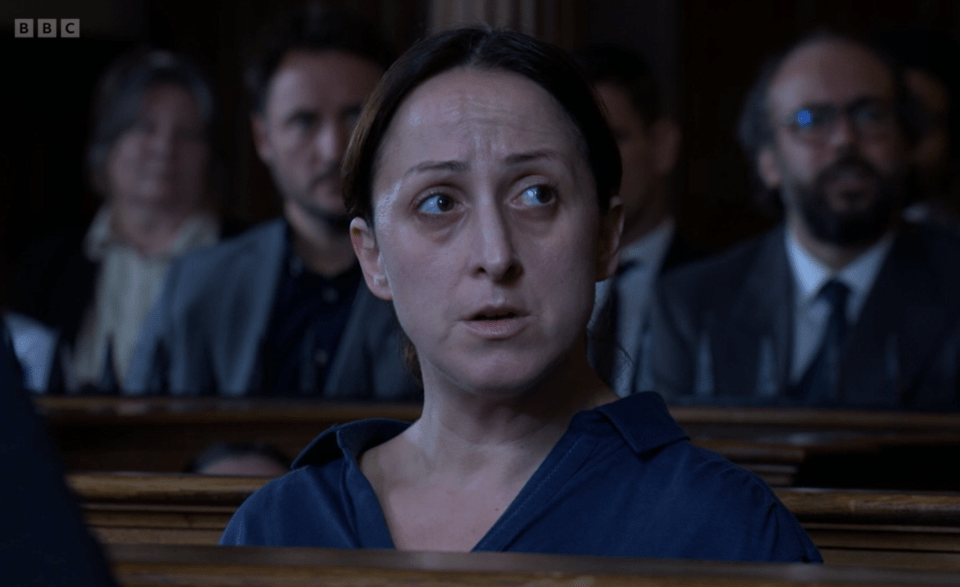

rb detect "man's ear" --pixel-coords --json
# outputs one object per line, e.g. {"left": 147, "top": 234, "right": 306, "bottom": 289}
{"left": 350, "top": 217, "right": 392, "bottom": 301}
{"left": 757, "top": 146, "right": 781, "bottom": 189}
{"left": 597, "top": 196, "right": 624, "bottom": 281}
{"left": 651, "top": 118, "right": 681, "bottom": 176}
{"left": 250, "top": 114, "right": 273, "bottom": 165}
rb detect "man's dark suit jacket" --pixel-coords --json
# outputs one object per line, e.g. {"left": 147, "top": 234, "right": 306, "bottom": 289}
{"left": 588, "top": 233, "right": 700, "bottom": 393}
{"left": 644, "top": 224, "right": 960, "bottom": 410}
{"left": 125, "top": 219, "right": 421, "bottom": 399}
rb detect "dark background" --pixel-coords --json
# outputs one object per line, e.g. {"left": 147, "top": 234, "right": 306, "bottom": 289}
{"left": 1, "top": 0, "right": 957, "bottom": 303}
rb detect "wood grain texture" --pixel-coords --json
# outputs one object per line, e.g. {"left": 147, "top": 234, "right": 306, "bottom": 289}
{"left": 71, "top": 473, "right": 960, "bottom": 570}
{"left": 41, "top": 397, "right": 960, "bottom": 489}
{"left": 106, "top": 544, "right": 960, "bottom": 587}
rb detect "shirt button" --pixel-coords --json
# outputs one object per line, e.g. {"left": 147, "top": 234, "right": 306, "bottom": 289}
{"left": 322, "top": 288, "right": 338, "bottom": 304}
{"left": 314, "top": 349, "right": 329, "bottom": 367}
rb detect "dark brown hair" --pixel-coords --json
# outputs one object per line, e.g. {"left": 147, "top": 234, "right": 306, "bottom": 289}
{"left": 244, "top": 2, "right": 396, "bottom": 114}
{"left": 341, "top": 27, "right": 621, "bottom": 382}
{"left": 342, "top": 26, "right": 621, "bottom": 226}
{"left": 87, "top": 49, "right": 215, "bottom": 195}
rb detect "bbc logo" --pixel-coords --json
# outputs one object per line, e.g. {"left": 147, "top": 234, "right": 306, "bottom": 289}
{"left": 15, "top": 19, "right": 80, "bottom": 38}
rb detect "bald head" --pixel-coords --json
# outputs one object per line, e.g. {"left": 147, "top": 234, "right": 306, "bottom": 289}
{"left": 766, "top": 39, "right": 896, "bottom": 136}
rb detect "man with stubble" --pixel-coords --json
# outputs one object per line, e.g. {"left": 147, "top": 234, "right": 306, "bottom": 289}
{"left": 127, "top": 5, "right": 420, "bottom": 399}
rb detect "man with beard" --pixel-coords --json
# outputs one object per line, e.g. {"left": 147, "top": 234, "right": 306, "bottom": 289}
{"left": 125, "top": 5, "right": 420, "bottom": 399}
{"left": 642, "top": 32, "right": 960, "bottom": 409}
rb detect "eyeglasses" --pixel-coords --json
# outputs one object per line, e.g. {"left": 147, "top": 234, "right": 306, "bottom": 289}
{"left": 780, "top": 98, "right": 897, "bottom": 143}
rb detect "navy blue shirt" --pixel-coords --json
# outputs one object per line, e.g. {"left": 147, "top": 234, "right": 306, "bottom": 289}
{"left": 1, "top": 322, "right": 118, "bottom": 586}
{"left": 260, "top": 229, "right": 362, "bottom": 395}
{"left": 221, "top": 393, "right": 821, "bottom": 562}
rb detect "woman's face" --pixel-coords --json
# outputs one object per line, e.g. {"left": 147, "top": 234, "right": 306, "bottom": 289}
{"left": 105, "top": 83, "right": 209, "bottom": 209}
{"left": 352, "top": 67, "right": 621, "bottom": 395}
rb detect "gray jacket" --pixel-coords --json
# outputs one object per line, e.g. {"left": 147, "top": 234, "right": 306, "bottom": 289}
{"left": 125, "top": 219, "right": 420, "bottom": 399}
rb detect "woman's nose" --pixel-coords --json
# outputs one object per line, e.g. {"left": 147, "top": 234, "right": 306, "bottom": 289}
{"left": 472, "top": 203, "right": 521, "bottom": 282}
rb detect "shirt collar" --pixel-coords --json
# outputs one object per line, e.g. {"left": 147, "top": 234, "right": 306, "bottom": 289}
{"left": 618, "top": 218, "right": 675, "bottom": 269}
{"left": 83, "top": 205, "right": 219, "bottom": 262}
{"left": 785, "top": 227, "right": 894, "bottom": 309}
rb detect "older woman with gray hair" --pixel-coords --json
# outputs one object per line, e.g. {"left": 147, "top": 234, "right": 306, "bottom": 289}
{"left": 12, "top": 49, "right": 233, "bottom": 392}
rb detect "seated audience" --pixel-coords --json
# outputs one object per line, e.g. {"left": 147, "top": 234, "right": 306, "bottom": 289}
{"left": 1, "top": 322, "right": 117, "bottom": 586}
{"left": 12, "top": 49, "right": 229, "bottom": 392}
{"left": 126, "top": 4, "right": 419, "bottom": 399}
{"left": 2, "top": 311, "right": 62, "bottom": 392}
{"left": 875, "top": 29, "right": 960, "bottom": 228}
{"left": 573, "top": 45, "right": 696, "bottom": 396}
{"left": 220, "top": 27, "right": 820, "bottom": 562}
{"left": 188, "top": 442, "right": 290, "bottom": 476}
{"left": 645, "top": 31, "right": 960, "bottom": 409}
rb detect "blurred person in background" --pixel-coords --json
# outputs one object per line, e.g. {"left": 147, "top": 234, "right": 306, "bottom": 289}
{"left": 126, "top": 4, "right": 420, "bottom": 399}
{"left": 573, "top": 46, "right": 697, "bottom": 397}
{"left": 12, "top": 49, "right": 235, "bottom": 392}
{"left": 645, "top": 31, "right": 960, "bottom": 409}
{"left": 875, "top": 29, "right": 960, "bottom": 228}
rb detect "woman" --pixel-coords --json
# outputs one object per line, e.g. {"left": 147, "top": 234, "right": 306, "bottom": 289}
{"left": 221, "top": 27, "right": 820, "bottom": 562}
{"left": 12, "top": 50, "right": 231, "bottom": 391}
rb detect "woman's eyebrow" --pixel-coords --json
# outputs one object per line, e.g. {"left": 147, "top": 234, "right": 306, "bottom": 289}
{"left": 404, "top": 160, "right": 467, "bottom": 177}
{"left": 402, "top": 150, "right": 562, "bottom": 178}
{"left": 504, "top": 149, "right": 562, "bottom": 166}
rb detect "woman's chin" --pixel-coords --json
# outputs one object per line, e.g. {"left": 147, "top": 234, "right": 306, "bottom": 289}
{"left": 427, "top": 353, "right": 572, "bottom": 399}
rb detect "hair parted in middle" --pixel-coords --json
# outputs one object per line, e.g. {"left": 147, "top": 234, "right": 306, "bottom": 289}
{"left": 342, "top": 26, "right": 622, "bottom": 227}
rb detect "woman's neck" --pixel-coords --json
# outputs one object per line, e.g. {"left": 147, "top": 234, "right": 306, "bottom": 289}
{"left": 404, "top": 345, "right": 617, "bottom": 478}
{"left": 110, "top": 197, "right": 206, "bottom": 257}
{"left": 358, "top": 343, "right": 617, "bottom": 552}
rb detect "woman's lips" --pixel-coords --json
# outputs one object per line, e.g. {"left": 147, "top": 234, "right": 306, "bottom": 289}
{"left": 462, "top": 312, "right": 531, "bottom": 339}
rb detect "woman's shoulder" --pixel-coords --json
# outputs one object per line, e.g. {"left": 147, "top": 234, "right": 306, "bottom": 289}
{"left": 220, "top": 418, "right": 411, "bottom": 547}
{"left": 219, "top": 461, "right": 348, "bottom": 546}
{"left": 582, "top": 394, "right": 821, "bottom": 562}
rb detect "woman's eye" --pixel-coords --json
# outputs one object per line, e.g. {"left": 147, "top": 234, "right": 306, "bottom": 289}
{"left": 417, "top": 193, "right": 456, "bottom": 215}
{"left": 519, "top": 185, "right": 555, "bottom": 206}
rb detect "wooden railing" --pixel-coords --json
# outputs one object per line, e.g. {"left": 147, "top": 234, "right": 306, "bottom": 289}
{"left": 106, "top": 543, "right": 960, "bottom": 587}
{"left": 70, "top": 473, "right": 960, "bottom": 571}
{"left": 40, "top": 397, "right": 960, "bottom": 489}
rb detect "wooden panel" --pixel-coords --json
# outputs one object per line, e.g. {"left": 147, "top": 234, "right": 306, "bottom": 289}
{"left": 106, "top": 544, "right": 960, "bottom": 587}
{"left": 41, "top": 397, "right": 960, "bottom": 489}
{"left": 72, "top": 473, "right": 960, "bottom": 571}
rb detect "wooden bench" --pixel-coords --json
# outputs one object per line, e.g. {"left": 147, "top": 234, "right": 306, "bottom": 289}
{"left": 40, "top": 397, "right": 960, "bottom": 488}
{"left": 37, "top": 397, "right": 421, "bottom": 472}
{"left": 106, "top": 543, "right": 960, "bottom": 587}
{"left": 71, "top": 473, "right": 960, "bottom": 571}
{"left": 675, "top": 406, "right": 960, "bottom": 489}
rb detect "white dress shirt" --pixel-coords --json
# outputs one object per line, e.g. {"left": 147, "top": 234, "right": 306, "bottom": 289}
{"left": 785, "top": 229, "right": 894, "bottom": 383}
{"left": 592, "top": 218, "right": 675, "bottom": 396}
{"left": 73, "top": 206, "right": 219, "bottom": 387}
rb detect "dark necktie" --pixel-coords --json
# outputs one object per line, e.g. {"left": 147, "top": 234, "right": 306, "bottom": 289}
{"left": 797, "top": 279, "right": 850, "bottom": 404}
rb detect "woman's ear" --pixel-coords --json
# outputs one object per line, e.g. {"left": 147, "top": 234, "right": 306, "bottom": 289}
{"left": 596, "top": 196, "right": 624, "bottom": 281}
{"left": 350, "top": 217, "right": 392, "bottom": 301}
